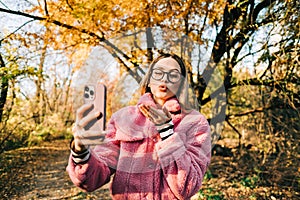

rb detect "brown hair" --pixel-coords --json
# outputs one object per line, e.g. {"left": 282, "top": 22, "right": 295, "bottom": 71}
{"left": 140, "top": 53, "right": 193, "bottom": 111}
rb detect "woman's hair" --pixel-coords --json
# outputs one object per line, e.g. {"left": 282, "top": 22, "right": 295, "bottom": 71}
{"left": 140, "top": 53, "right": 195, "bottom": 111}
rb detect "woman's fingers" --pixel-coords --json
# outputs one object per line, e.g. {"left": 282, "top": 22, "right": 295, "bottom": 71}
{"left": 78, "top": 130, "right": 107, "bottom": 138}
{"left": 139, "top": 104, "right": 171, "bottom": 125}
{"left": 139, "top": 105, "right": 159, "bottom": 121}
{"left": 76, "top": 103, "right": 94, "bottom": 121}
{"left": 75, "top": 130, "right": 107, "bottom": 146}
{"left": 139, "top": 104, "right": 158, "bottom": 123}
{"left": 163, "top": 106, "right": 172, "bottom": 118}
{"left": 73, "top": 104, "right": 104, "bottom": 151}
{"left": 138, "top": 104, "right": 150, "bottom": 117}
{"left": 149, "top": 106, "right": 169, "bottom": 119}
{"left": 78, "top": 110, "right": 101, "bottom": 129}
{"left": 148, "top": 107, "right": 163, "bottom": 118}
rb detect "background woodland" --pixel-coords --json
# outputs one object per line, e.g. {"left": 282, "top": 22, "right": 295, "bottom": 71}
{"left": 0, "top": 0, "right": 299, "bottom": 199}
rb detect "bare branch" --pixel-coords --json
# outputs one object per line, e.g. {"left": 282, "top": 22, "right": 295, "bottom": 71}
{"left": 0, "top": 20, "right": 35, "bottom": 43}
{"left": 43, "top": 0, "right": 49, "bottom": 16}
{"left": 226, "top": 118, "right": 242, "bottom": 140}
{"left": 201, "top": 75, "right": 299, "bottom": 106}
{"left": 0, "top": 116, "right": 33, "bottom": 153}
{"left": 0, "top": 7, "right": 142, "bottom": 82}
{"left": 0, "top": 0, "right": 10, "bottom": 10}
{"left": 65, "top": 0, "right": 74, "bottom": 11}
{"left": 227, "top": 106, "right": 274, "bottom": 119}
{"left": 252, "top": 0, "right": 274, "bottom": 23}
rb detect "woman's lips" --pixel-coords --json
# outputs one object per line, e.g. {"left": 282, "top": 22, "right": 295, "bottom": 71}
{"left": 158, "top": 85, "right": 168, "bottom": 92}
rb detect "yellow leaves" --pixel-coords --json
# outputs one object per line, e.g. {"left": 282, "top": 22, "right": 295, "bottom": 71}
{"left": 27, "top": 0, "right": 229, "bottom": 47}
{"left": 0, "top": 62, "right": 37, "bottom": 81}
{"left": 67, "top": 43, "right": 92, "bottom": 72}
{"left": 21, "top": 0, "right": 231, "bottom": 74}
{"left": 207, "top": 0, "right": 227, "bottom": 25}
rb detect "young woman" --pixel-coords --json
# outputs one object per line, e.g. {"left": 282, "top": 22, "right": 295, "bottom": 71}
{"left": 67, "top": 53, "right": 211, "bottom": 200}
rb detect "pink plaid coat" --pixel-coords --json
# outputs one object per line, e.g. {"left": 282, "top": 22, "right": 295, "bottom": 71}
{"left": 67, "top": 93, "right": 211, "bottom": 200}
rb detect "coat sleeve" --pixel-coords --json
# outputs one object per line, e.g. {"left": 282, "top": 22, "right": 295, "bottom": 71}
{"left": 66, "top": 117, "right": 120, "bottom": 192}
{"left": 155, "top": 113, "right": 211, "bottom": 199}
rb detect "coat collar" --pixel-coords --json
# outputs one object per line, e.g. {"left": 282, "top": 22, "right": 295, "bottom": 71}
{"left": 137, "top": 93, "right": 181, "bottom": 114}
{"left": 111, "top": 93, "right": 183, "bottom": 142}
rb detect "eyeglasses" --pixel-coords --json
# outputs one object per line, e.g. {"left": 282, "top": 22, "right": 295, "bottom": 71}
{"left": 151, "top": 68, "right": 182, "bottom": 83}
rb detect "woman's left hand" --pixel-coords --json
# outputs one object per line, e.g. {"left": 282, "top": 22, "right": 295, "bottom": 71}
{"left": 138, "top": 104, "right": 172, "bottom": 125}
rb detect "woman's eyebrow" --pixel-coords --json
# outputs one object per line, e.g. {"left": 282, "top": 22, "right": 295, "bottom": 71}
{"left": 153, "top": 65, "right": 181, "bottom": 72}
{"left": 153, "top": 65, "right": 164, "bottom": 70}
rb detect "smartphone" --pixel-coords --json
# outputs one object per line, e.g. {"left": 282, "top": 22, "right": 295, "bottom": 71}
{"left": 83, "top": 83, "right": 106, "bottom": 131}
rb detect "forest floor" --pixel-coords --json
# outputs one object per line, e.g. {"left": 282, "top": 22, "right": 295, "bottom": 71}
{"left": 0, "top": 139, "right": 299, "bottom": 200}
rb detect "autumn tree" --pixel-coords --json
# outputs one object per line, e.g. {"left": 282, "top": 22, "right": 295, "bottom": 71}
{"left": 1, "top": 0, "right": 299, "bottom": 142}
{"left": 0, "top": 0, "right": 299, "bottom": 197}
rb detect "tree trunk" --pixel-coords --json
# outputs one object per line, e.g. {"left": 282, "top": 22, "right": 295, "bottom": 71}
{"left": 0, "top": 53, "right": 8, "bottom": 122}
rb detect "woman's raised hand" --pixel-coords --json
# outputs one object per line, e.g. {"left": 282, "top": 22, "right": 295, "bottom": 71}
{"left": 72, "top": 104, "right": 106, "bottom": 152}
{"left": 138, "top": 104, "right": 172, "bottom": 125}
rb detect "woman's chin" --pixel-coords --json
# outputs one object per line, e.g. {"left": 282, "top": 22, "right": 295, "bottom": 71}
{"left": 154, "top": 93, "right": 173, "bottom": 101}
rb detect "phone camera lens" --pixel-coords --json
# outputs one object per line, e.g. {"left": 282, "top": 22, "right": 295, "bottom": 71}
{"left": 84, "top": 86, "right": 89, "bottom": 92}
{"left": 90, "top": 90, "right": 94, "bottom": 96}
{"left": 84, "top": 93, "right": 89, "bottom": 98}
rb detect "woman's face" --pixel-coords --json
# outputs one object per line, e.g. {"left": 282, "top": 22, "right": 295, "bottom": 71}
{"left": 148, "top": 57, "right": 182, "bottom": 105}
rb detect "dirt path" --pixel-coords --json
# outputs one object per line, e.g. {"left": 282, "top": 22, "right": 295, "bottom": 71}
{"left": 0, "top": 140, "right": 111, "bottom": 200}
{"left": 1, "top": 139, "right": 298, "bottom": 199}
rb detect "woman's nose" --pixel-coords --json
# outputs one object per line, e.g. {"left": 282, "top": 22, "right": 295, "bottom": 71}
{"left": 161, "top": 74, "right": 168, "bottom": 83}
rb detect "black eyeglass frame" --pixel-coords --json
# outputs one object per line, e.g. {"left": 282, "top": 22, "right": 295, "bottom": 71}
{"left": 151, "top": 68, "right": 182, "bottom": 84}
